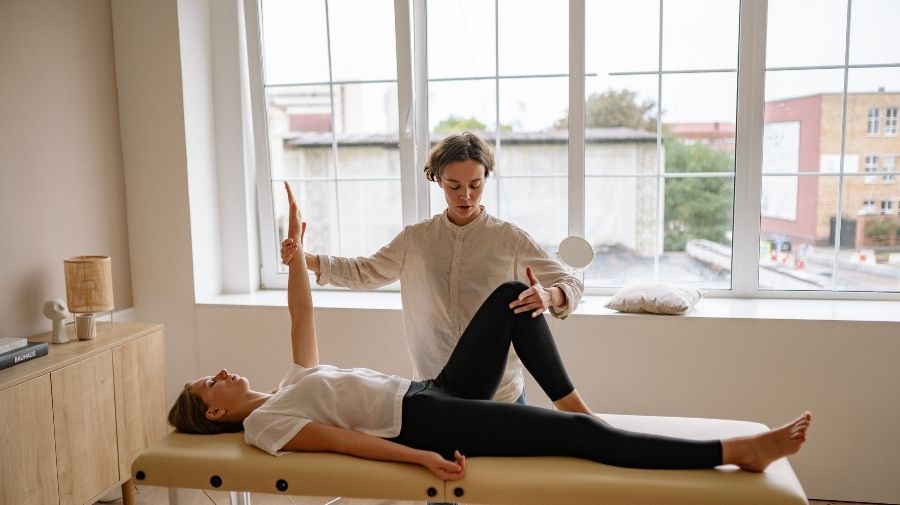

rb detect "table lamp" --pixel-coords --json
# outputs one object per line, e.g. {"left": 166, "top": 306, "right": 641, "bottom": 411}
{"left": 64, "top": 256, "right": 114, "bottom": 340}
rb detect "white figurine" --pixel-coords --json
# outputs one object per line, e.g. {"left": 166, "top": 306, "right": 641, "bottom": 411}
{"left": 43, "top": 298, "right": 71, "bottom": 344}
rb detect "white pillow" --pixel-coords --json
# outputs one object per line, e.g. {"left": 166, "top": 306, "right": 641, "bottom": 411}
{"left": 605, "top": 283, "right": 703, "bottom": 315}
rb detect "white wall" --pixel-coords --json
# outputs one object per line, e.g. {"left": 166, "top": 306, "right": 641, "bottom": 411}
{"left": 0, "top": 0, "right": 133, "bottom": 339}
{"left": 106, "top": 1, "right": 900, "bottom": 503}
{"left": 110, "top": 0, "right": 201, "bottom": 393}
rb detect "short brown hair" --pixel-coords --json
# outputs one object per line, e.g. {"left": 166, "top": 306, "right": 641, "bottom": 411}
{"left": 168, "top": 383, "right": 244, "bottom": 435}
{"left": 423, "top": 131, "right": 495, "bottom": 182}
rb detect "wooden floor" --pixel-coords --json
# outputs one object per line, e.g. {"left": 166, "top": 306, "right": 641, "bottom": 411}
{"left": 92, "top": 485, "right": 879, "bottom": 505}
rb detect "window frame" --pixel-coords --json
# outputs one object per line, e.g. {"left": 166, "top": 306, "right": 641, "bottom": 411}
{"left": 241, "top": 0, "right": 899, "bottom": 298}
{"left": 867, "top": 107, "right": 881, "bottom": 135}
{"left": 886, "top": 107, "right": 898, "bottom": 136}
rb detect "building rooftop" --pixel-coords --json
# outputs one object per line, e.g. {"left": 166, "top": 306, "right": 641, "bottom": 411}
{"left": 284, "top": 127, "right": 657, "bottom": 147}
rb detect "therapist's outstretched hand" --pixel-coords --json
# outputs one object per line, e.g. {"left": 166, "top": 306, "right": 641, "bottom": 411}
{"left": 509, "top": 266, "right": 555, "bottom": 318}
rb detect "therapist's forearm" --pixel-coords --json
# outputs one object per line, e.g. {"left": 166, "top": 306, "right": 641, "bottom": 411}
{"left": 305, "top": 252, "right": 321, "bottom": 274}
{"left": 550, "top": 286, "right": 566, "bottom": 308}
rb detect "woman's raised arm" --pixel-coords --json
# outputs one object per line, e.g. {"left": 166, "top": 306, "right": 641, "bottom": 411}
{"left": 285, "top": 182, "right": 319, "bottom": 368}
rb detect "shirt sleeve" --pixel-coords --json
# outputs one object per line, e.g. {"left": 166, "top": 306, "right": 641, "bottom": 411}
{"left": 244, "top": 412, "right": 313, "bottom": 456}
{"left": 513, "top": 229, "right": 584, "bottom": 319}
{"left": 316, "top": 227, "right": 408, "bottom": 290}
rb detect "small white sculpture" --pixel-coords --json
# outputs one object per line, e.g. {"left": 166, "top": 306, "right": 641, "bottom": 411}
{"left": 43, "top": 298, "right": 71, "bottom": 344}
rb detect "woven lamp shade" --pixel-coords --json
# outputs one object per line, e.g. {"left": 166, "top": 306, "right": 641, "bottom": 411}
{"left": 64, "top": 256, "right": 114, "bottom": 313}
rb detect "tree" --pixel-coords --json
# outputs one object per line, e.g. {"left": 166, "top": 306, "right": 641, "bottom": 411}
{"left": 554, "top": 89, "right": 657, "bottom": 131}
{"left": 434, "top": 116, "right": 486, "bottom": 133}
{"left": 433, "top": 116, "right": 513, "bottom": 133}
{"left": 864, "top": 219, "right": 900, "bottom": 247}
{"left": 663, "top": 139, "right": 734, "bottom": 251}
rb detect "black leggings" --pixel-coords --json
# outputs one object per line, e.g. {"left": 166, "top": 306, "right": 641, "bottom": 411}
{"left": 390, "top": 281, "right": 723, "bottom": 470}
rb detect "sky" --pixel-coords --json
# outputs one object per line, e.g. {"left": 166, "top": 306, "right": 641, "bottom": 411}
{"left": 259, "top": 0, "right": 900, "bottom": 131}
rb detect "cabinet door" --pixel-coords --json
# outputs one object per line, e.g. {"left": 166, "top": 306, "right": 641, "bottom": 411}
{"left": 51, "top": 351, "right": 119, "bottom": 505}
{"left": 113, "top": 330, "right": 167, "bottom": 478}
{"left": 0, "top": 375, "right": 59, "bottom": 505}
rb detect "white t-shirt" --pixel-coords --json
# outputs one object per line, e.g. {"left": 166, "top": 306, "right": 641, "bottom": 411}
{"left": 244, "top": 364, "right": 411, "bottom": 456}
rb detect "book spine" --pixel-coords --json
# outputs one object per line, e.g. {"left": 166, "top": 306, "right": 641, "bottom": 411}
{"left": 0, "top": 343, "right": 49, "bottom": 371}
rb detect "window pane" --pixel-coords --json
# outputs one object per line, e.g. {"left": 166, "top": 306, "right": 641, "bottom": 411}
{"left": 268, "top": 85, "right": 334, "bottom": 179}
{"left": 499, "top": 77, "right": 568, "bottom": 140}
{"left": 765, "top": 69, "right": 846, "bottom": 102}
{"left": 586, "top": 0, "right": 659, "bottom": 74}
{"left": 333, "top": 82, "right": 400, "bottom": 178}
{"left": 766, "top": 0, "right": 847, "bottom": 68}
{"left": 662, "top": 72, "right": 737, "bottom": 172}
{"left": 585, "top": 74, "right": 659, "bottom": 176}
{"left": 759, "top": 175, "right": 837, "bottom": 290}
{"left": 427, "top": 0, "right": 495, "bottom": 79}
{"left": 849, "top": 0, "right": 900, "bottom": 65}
{"left": 585, "top": 133, "right": 657, "bottom": 177}
{"left": 584, "top": 176, "right": 658, "bottom": 287}
{"left": 428, "top": 80, "right": 497, "bottom": 134}
{"left": 337, "top": 180, "right": 402, "bottom": 258}
{"left": 336, "top": 144, "right": 400, "bottom": 178}
{"left": 273, "top": 181, "right": 339, "bottom": 270}
{"left": 661, "top": 0, "right": 739, "bottom": 71}
{"left": 332, "top": 83, "right": 398, "bottom": 136}
{"left": 497, "top": 177, "right": 567, "bottom": 247}
{"left": 835, "top": 175, "right": 900, "bottom": 291}
{"left": 847, "top": 67, "right": 900, "bottom": 95}
{"left": 498, "top": 0, "right": 567, "bottom": 76}
{"left": 329, "top": 0, "right": 397, "bottom": 82}
{"left": 764, "top": 70, "right": 845, "bottom": 176}
{"left": 260, "top": 0, "right": 329, "bottom": 85}
{"left": 497, "top": 140, "right": 567, "bottom": 177}
{"left": 662, "top": 175, "right": 733, "bottom": 288}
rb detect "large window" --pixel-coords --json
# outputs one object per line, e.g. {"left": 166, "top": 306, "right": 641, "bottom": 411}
{"left": 250, "top": 0, "right": 900, "bottom": 295}
{"left": 763, "top": 0, "right": 900, "bottom": 292}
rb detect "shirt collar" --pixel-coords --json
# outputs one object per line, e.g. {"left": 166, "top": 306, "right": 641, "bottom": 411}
{"left": 442, "top": 205, "right": 488, "bottom": 233}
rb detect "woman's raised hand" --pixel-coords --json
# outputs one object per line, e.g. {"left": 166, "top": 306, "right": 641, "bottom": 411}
{"left": 284, "top": 181, "right": 306, "bottom": 245}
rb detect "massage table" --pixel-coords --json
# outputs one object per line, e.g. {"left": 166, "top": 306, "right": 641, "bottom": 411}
{"left": 132, "top": 414, "right": 809, "bottom": 505}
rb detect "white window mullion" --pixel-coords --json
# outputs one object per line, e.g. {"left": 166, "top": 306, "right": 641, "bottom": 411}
{"left": 244, "top": 0, "right": 280, "bottom": 289}
{"left": 413, "top": 0, "right": 430, "bottom": 220}
{"left": 395, "top": 0, "right": 418, "bottom": 226}
{"left": 568, "top": 0, "right": 586, "bottom": 238}
{"left": 731, "top": 0, "right": 768, "bottom": 296}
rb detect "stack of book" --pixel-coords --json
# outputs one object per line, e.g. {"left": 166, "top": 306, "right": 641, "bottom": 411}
{"left": 0, "top": 337, "right": 49, "bottom": 371}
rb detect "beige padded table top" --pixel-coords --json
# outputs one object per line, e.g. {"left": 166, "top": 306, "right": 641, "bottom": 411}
{"left": 132, "top": 414, "right": 808, "bottom": 505}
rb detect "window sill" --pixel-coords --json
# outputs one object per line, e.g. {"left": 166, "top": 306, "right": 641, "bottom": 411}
{"left": 197, "top": 290, "right": 900, "bottom": 323}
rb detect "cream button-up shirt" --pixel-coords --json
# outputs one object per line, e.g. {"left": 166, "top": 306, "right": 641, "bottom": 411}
{"left": 316, "top": 208, "right": 584, "bottom": 402}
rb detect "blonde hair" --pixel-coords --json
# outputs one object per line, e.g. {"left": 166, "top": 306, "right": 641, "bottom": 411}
{"left": 423, "top": 131, "right": 495, "bottom": 182}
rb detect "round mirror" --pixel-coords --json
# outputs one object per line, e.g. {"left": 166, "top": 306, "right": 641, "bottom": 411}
{"left": 558, "top": 236, "right": 594, "bottom": 270}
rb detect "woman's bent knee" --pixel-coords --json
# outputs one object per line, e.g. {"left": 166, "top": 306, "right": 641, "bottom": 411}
{"left": 490, "top": 281, "right": 528, "bottom": 303}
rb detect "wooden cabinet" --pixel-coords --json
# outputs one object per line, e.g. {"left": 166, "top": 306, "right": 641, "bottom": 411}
{"left": 0, "top": 374, "right": 59, "bottom": 505}
{"left": 0, "top": 323, "right": 166, "bottom": 505}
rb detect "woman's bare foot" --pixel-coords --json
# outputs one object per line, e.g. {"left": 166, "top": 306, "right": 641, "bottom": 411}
{"left": 722, "top": 412, "right": 812, "bottom": 472}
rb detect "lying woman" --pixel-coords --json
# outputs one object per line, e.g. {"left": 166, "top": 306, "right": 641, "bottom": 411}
{"left": 168, "top": 182, "right": 811, "bottom": 481}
